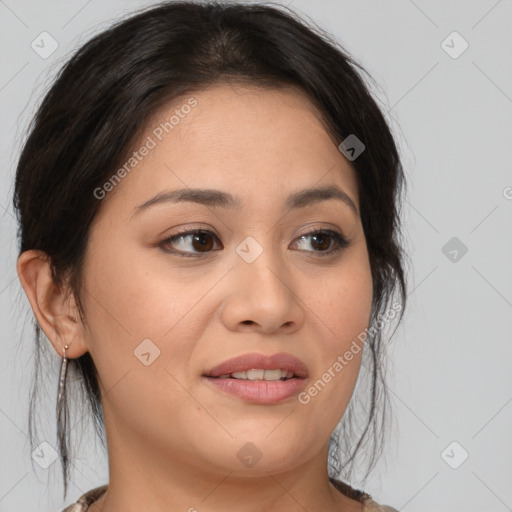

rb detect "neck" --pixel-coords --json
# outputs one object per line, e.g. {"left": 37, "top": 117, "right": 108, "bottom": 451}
{"left": 90, "top": 417, "right": 360, "bottom": 512}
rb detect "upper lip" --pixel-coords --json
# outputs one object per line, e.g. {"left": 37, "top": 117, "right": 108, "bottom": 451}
{"left": 204, "top": 352, "right": 309, "bottom": 379}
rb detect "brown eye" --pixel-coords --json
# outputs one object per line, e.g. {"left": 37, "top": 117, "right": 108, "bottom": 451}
{"left": 293, "top": 230, "right": 349, "bottom": 255}
{"left": 309, "top": 232, "right": 331, "bottom": 251}
{"left": 188, "top": 232, "right": 215, "bottom": 252}
{"left": 160, "top": 230, "right": 222, "bottom": 257}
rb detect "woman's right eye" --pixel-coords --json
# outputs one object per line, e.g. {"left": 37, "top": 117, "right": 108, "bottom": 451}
{"left": 159, "top": 229, "right": 223, "bottom": 258}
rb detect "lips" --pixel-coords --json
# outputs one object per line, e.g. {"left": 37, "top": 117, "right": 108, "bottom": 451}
{"left": 203, "top": 352, "right": 309, "bottom": 379}
{"left": 202, "top": 352, "right": 309, "bottom": 404}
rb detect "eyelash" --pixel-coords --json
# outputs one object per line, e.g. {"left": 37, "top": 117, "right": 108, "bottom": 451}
{"left": 159, "top": 228, "right": 350, "bottom": 258}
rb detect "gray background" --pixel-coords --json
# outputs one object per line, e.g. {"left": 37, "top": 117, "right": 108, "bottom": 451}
{"left": 1, "top": 1, "right": 511, "bottom": 511}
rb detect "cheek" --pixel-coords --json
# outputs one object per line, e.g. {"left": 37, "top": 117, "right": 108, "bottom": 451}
{"left": 79, "top": 233, "right": 204, "bottom": 392}
{"left": 309, "top": 250, "right": 373, "bottom": 352}
{"left": 79, "top": 243, "right": 208, "bottom": 438}
{"left": 300, "top": 251, "right": 373, "bottom": 410}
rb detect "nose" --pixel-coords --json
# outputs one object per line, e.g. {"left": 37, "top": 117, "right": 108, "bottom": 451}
{"left": 219, "top": 242, "right": 305, "bottom": 335}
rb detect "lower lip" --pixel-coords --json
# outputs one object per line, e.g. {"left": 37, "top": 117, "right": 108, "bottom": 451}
{"left": 202, "top": 376, "right": 307, "bottom": 404}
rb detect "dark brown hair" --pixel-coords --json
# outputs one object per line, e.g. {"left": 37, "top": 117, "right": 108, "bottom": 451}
{"left": 13, "top": 0, "right": 408, "bottom": 499}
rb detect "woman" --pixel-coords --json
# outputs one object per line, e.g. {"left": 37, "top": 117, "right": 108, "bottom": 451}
{"left": 14, "top": 1, "right": 407, "bottom": 511}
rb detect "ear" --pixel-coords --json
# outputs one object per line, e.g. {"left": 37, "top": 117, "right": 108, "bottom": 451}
{"left": 16, "top": 249, "right": 89, "bottom": 359}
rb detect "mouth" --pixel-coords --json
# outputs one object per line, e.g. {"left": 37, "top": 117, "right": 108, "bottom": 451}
{"left": 202, "top": 352, "right": 308, "bottom": 404}
{"left": 211, "top": 369, "right": 297, "bottom": 381}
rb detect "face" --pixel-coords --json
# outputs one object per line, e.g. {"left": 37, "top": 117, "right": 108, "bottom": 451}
{"left": 79, "top": 83, "right": 373, "bottom": 478}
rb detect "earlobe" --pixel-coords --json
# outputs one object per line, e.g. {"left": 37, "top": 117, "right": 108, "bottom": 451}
{"left": 16, "top": 250, "right": 88, "bottom": 359}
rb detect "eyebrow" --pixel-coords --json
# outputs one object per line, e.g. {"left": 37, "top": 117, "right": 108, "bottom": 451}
{"left": 132, "top": 185, "right": 358, "bottom": 218}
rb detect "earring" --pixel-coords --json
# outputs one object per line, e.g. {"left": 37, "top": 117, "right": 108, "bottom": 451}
{"left": 56, "top": 343, "right": 70, "bottom": 492}
{"left": 57, "top": 344, "right": 70, "bottom": 408}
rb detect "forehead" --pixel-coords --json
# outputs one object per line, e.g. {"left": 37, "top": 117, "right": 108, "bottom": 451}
{"left": 162, "top": 82, "right": 340, "bottom": 159}
{"left": 98, "top": 83, "right": 359, "bottom": 217}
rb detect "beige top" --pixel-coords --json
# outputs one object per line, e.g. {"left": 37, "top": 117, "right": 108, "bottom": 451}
{"left": 61, "top": 480, "right": 399, "bottom": 511}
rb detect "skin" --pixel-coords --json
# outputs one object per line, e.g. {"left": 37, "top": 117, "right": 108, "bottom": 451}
{"left": 17, "top": 83, "right": 373, "bottom": 512}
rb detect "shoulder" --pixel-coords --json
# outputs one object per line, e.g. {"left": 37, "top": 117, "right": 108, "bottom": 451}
{"left": 363, "top": 501, "right": 400, "bottom": 512}
{"left": 60, "top": 484, "right": 108, "bottom": 512}
{"left": 329, "top": 477, "right": 398, "bottom": 512}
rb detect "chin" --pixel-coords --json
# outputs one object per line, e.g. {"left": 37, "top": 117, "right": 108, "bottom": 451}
{"left": 202, "top": 434, "right": 315, "bottom": 475}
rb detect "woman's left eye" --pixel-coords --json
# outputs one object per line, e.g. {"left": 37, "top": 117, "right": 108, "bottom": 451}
{"left": 292, "top": 230, "right": 350, "bottom": 254}
{"left": 159, "top": 229, "right": 349, "bottom": 258}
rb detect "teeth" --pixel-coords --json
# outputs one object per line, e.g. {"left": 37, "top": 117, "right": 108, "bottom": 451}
{"left": 256, "top": 369, "right": 280, "bottom": 381}
{"left": 218, "top": 369, "right": 294, "bottom": 381}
